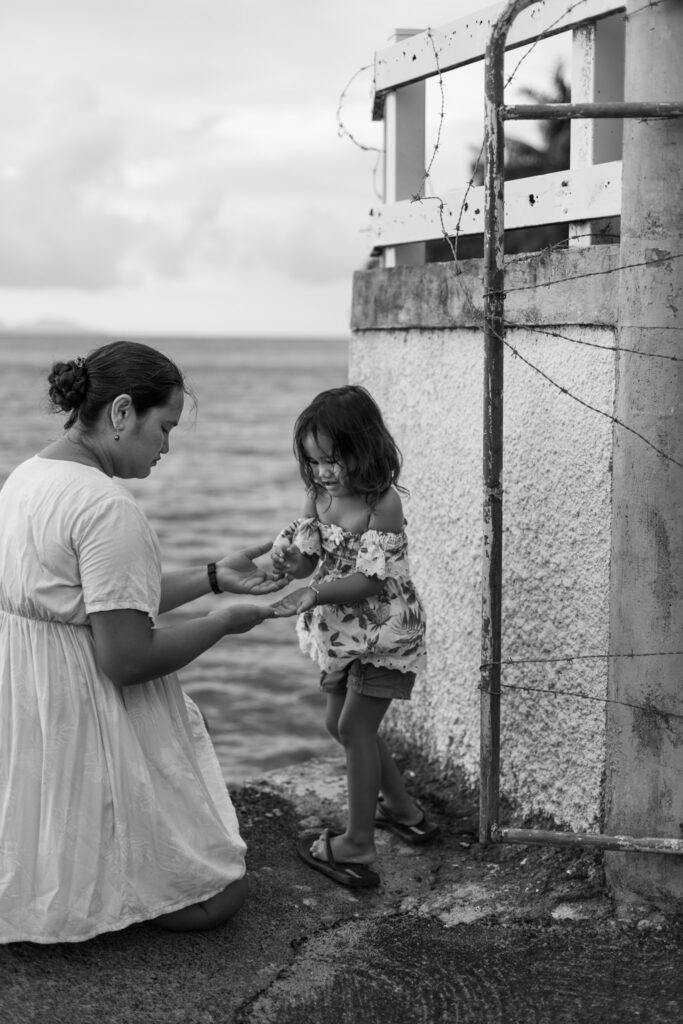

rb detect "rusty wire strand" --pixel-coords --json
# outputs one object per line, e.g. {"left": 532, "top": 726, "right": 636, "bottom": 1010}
{"left": 482, "top": 650, "right": 683, "bottom": 667}
{"left": 627, "top": 0, "right": 671, "bottom": 18}
{"left": 408, "top": 28, "right": 463, "bottom": 264}
{"left": 410, "top": 27, "right": 489, "bottom": 266}
{"left": 336, "top": 63, "right": 383, "bottom": 200}
{"left": 336, "top": 63, "right": 382, "bottom": 153}
{"left": 484, "top": 681, "right": 683, "bottom": 722}
{"left": 504, "top": 0, "right": 592, "bottom": 88}
{"left": 491, "top": 322, "right": 683, "bottom": 469}
{"left": 485, "top": 251, "right": 683, "bottom": 295}
{"left": 503, "top": 228, "right": 620, "bottom": 263}
{"left": 421, "top": 28, "right": 446, "bottom": 188}
{"left": 503, "top": 321, "right": 683, "bottom": 361}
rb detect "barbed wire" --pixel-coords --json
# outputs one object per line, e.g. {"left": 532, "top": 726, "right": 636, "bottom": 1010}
{"left": 627, "top": 0, "right": 672, "bottom": 19}
{"left": 482, "top": 650, "right": 683, "bottom": 668}
{"left": 335, "top": 63, "right": 383, "bottom": 200}
{"left": 420, "top": 29, "right": 446, "bottom": 191}
{"left": 505, "top": 0, "right": 592, "bottom": 89}
{"left": 486, "top": 251, "right": 683, "bottom": 296}
{"left": 505, "top": 0, "right": 672, "bottom": 91}
{"left": 503, "top": 227, "right": 620, "bottom": 262}
{"left": 503, "top": 321, "right": 683, "bottom": 362}
{"left": 411, "top": 30, "right": 464, "bottom": 264}
{"left": 495, "top": 323, "right": 683, "bottom": 469}
{"left": 485, "top": 681, "right": 683, "bottom": 723}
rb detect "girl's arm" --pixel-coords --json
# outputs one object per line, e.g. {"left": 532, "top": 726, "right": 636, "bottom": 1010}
{"left": 271, "top": 547, "right": 318, "bottom": 580}
{"left": 272, "top": 489, "right": 404, "bottom": 615}
{"left": 270, "top": 570, "right": 383, "bottom": 616}
{"left": 271, "top": 490, "right": 320, "bottom": 580}
{"left": 160, "top": 542, "right": 287, "bottom": 614}
{"left": 89, "top": 604, "right": 275, "bottom": 687}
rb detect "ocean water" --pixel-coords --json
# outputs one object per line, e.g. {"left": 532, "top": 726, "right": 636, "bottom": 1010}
{"left": 0, "top": 333, "right": 348, "bottom": 784}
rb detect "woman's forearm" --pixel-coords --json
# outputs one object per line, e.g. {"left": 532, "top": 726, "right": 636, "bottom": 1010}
{"left": 160, "top": 543, "right": 286, "bottom": 611}
{"left": 124, "top": 613, "right": 231, "bottom": 684}
{"left": 159, "top": 567, "right": 212, "bottom": 613}
{"left": 90, "top": 605, "right": 271, "bottom": 687}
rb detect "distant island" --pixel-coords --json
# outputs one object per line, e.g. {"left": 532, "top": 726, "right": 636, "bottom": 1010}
{"left": 0, "top": 318, "right": 102, "bottom": 336}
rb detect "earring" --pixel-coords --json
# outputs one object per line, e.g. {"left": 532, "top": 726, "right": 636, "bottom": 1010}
{"left": 114, "top": 431, "right": 120, "bottom": 441}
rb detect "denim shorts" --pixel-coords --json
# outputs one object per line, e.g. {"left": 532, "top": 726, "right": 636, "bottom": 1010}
{"left": 320, "top": 659, "right": 415, "bottom": 701}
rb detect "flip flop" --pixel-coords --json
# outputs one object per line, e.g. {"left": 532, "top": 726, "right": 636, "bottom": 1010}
{"left": 297, "top": 829, "right": 380, "bottom": 889}
{"left": 375, "top": 797, "right": 440, "bottom": 845}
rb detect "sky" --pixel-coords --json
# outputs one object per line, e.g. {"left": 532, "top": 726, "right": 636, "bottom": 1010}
{"left": 0, "top": 1, "right": 569, "bottom": 339}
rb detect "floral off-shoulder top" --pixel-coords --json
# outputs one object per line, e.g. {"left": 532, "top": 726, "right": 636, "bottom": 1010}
{"left": 274, "top": 516, "right": 426, "bottom": 675}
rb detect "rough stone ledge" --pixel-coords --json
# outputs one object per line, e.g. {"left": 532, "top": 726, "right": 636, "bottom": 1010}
{"left": 254, "top": 755, "right": 613, "bottom": 929}
{"left": 2, "top": 755, "right": 681, "bottom": 1024}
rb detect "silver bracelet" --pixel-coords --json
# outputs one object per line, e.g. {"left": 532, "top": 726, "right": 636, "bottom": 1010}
{"left": 307, "top": 581, "right": 321, "bottom": 605}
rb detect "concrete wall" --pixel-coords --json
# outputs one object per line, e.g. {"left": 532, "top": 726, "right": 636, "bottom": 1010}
{"left": 350, "top": 246, "right": 619, "bottom": 830}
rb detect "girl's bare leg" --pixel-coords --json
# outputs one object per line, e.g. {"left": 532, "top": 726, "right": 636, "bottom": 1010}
{"left": 152, "top": 875, "right": 248, "bottom": 932}
{"left": 315, "top": 690, "right": 391, "bottom": 864}
{"left": 377, "top": 735, "right": 423, "bottom": 825}
{"left": 327, "top": 691, "right": 421, "bottom": 826}
{"left": 323, "top": 691, "right": 345, "bottom": 744}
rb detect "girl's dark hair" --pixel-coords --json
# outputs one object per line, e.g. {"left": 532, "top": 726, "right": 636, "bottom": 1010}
{"left": 47, "top": 340, "right": 192, "bottom": 430}
{"left": 293, "top": 384, "right": 405, "bottom": 508}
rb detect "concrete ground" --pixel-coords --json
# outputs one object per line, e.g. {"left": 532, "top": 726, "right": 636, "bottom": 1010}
{"left": 2, "top": 753, "right": 682, "bottom": 1024}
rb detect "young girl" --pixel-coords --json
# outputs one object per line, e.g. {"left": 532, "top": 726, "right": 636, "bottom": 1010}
{"left": 270, "top": 384, "right": 437, "bottom": 889}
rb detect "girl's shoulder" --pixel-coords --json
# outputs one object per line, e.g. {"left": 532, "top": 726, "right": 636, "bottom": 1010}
{"left": 368, "top": 486, "right": 404, "bottom": 534}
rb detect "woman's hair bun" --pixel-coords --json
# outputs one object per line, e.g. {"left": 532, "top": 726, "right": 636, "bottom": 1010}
{"left": 47, "top": 358, "right": 89, "bottom": 413}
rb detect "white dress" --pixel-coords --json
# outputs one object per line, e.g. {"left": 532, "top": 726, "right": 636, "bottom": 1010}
{"left": 0, "top": 457, "right": 246, "bottom": 944}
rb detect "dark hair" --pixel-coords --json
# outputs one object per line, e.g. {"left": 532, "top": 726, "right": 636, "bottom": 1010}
{"left": 293, "top": 384, "right": 404, "bottom": 508}
{"left": 47, "top": 340, "right": 192, "bottom": 430}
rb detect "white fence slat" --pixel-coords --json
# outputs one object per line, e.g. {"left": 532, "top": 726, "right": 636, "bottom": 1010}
{"left": 569, "top": 14, "right": 625, "bottom": 245}
{"left": 373, "top": 0, "right": 626, "bottom": 117}
{"left": 383, "top": 30, "right": 427, "bottom": 268}
{"left": 369, "top": 161, "right": 622, "bottom": 247}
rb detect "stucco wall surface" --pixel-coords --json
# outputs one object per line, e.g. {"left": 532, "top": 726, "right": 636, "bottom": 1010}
{"left": 349, "top": 322, "right": 616, "bottom": 831}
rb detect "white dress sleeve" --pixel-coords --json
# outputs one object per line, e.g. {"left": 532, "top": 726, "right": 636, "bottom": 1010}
{"left": 274, "top": 516, "right": 322, "bottom": 558}
{"left": 74, "top": 493, "right": 162, "bottom": 620}
{"left": 354, "top": 529, "right": 411, "bottom": 581}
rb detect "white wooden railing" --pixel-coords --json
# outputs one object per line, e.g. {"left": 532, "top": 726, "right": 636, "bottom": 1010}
{"left": 370, "top": 0, "right": 626, "bottom": 267}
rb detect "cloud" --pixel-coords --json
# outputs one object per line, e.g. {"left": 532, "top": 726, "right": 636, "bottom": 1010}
{"left": 0, "top": 0, "right": 562, "bottom": 333}
{"left": 0, "top": 52, "right": 378, "bottom": 294}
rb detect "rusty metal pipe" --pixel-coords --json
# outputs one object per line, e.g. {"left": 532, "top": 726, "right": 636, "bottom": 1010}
{"left": 503, "top": 101, "right": 683, "bottom": 119}
{"left": 480, "top": 0, "right": 538, "bottom": 847}
{"left": 492, "top": 825, "right": 683, "bottom": 855}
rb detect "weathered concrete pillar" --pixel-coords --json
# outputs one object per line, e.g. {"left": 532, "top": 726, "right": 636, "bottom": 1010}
{"left": 605, "top": 0, "right": 683, "bottom": 917}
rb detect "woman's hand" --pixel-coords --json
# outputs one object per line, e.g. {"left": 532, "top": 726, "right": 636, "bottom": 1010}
{"left": 269, "top": 587, "right": 317, "bottom": 617}
{"left": 215, "top": 542, "right": 289, "bottom": 595}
